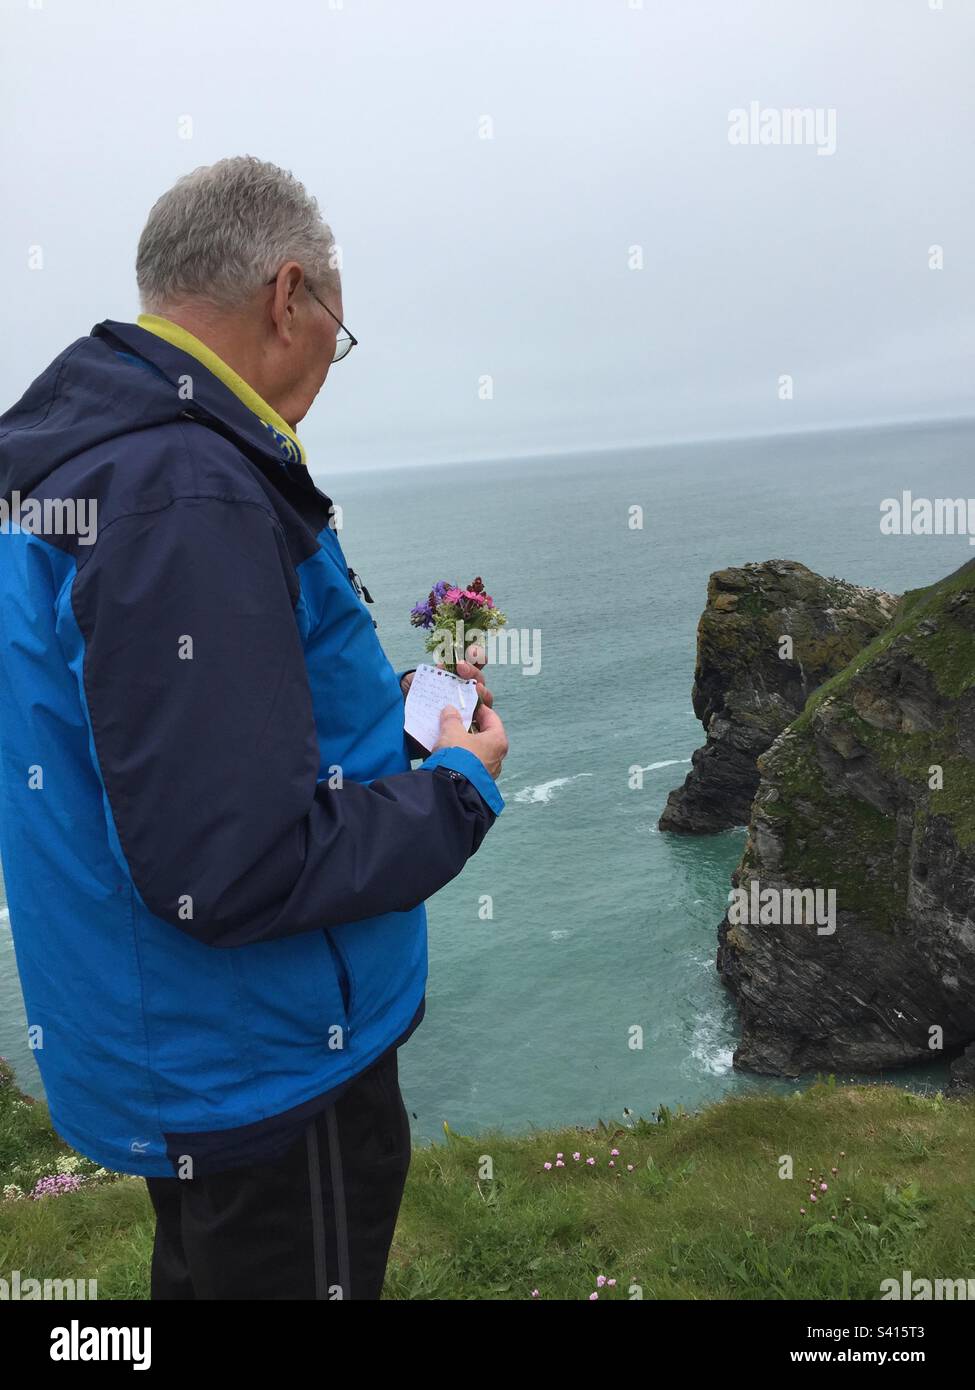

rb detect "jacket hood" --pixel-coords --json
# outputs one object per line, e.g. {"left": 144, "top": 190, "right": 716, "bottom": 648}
{"left": 0, "top": 319, "right": 289, "bottom": 503}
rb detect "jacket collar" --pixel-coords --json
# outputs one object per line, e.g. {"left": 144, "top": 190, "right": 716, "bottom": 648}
{"left": 92, "top": 319, "right": 297, "bottom": 475}
{"left": 90, "top": 319, "right": 334, "bottom": 533}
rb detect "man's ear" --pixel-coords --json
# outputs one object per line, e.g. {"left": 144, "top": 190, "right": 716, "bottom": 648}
{"left": 269, "top": 262, "right": 304, "bottom": 341}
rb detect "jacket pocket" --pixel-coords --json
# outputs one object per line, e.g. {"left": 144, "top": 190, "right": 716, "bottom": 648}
{"left": 230, "top": 929, "right": 349, "bottom": 1058}
{"left": 324, "top": 928, "right": 356, "bottom": 1020}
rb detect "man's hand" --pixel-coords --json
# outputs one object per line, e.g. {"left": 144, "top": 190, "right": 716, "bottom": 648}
{"left": 400, "top": 647, "right": 495, "bottom": 710}
{"left": 402, "top": 644, "right": 505, "bottom": 771}
{"left": 435, "top": 701, "right": 508, "bottom": 781}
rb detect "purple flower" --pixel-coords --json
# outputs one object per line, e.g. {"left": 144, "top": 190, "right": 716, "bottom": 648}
{"left": 30, "top": 1173, "right": 83, "bottom": 1200}
{"left": 410, "top": 602, "right": 435, "bottom": 630}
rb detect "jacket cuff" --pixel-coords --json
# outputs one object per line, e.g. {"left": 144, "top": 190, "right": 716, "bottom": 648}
{"left": 418, "top": 746, "right": 505, "bottom": 817}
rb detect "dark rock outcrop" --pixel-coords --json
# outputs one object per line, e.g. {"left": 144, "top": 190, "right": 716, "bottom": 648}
{"left": 948, "top": 1042, "right": 975, "bottom": 1095}
{"left": 718, "top": 558, "right": 975, "bottom": 1087}
{"left": 659, "top": 561, "right": 898, "bottom": 834}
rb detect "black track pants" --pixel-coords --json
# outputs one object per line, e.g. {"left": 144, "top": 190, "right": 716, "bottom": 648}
{"left": 144, "top": 1048, "right": 411, "bottom": 1300}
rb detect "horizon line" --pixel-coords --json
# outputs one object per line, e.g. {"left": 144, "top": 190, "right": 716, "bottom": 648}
{"left": 312, "top": 409, "right": 975, "bottom": 480}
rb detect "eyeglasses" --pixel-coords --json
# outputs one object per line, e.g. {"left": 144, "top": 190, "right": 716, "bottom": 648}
{"left": 264, "top": 274, "right": 357, "bottom": 363}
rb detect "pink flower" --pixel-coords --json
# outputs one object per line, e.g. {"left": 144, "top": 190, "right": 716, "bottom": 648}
{"left": 626, "top": 1164, "right": 634, "bottom": 1171}
{"left": 556, "top": 1152, "right": 563, "bottom": 1160}
{"left": 555, "top": 1159, "right": 565, "bottom": 1167}
{"left": 607, "top": 1279, "right": 617, "bottom": 1287}
{"left": 572, "top": 1152, "right": 581, "bottom": 1161}
{"left": 820, "top": 1182, "right": 828, "bottom": 1191}
{"left": 810, "top": 1194, "right": 818, "bottom": 1203}
{"left": 800, "top": 1207, "right": 806, "bottom": 1215}
{"left": 531, "top": 1288, "right": 540, "bottom": 1298}
{"left": 444, "top": 587, "right": 463, "bottom": 604}
{"left": 30, "top": 1173, "right": 83, "bottom": 1200}
{"left": 610, "top": 1148, "right": 619, "bottom": 1156}
{"left": 596, "top": 1275, "right": 607, "bottom": 1287}
{"left": 586, "top": 1157, "right": 596, "bottom": 1166}
{"left": 542, "top": 1161, "right": 552, "bottom": 1170}
{"left": 609, "top": 1160, "right": 615, "bottom": 1168}
{"left": 589, "top": 1292, "right": 598, "bottom": 1301}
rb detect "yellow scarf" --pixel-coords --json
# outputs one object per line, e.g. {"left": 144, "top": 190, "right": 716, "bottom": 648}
{"left": 137, "top": 313, "right": 306, "bottom": 467}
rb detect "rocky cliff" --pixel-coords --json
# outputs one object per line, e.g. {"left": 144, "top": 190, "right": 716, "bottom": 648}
{"left": 717, "top": 558, "right": 975, "bottom": 1089}
{"left": 659, "top": 561, "right": 898, "bottom": 833}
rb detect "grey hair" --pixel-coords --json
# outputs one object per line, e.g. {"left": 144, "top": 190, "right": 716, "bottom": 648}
{"left": 136, "top": 156, "right": 338, "bottom": 313}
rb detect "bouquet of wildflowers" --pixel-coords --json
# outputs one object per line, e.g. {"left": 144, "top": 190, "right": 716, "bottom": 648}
{"left": 410, "top": 577, "right": 507, "bottom": 673}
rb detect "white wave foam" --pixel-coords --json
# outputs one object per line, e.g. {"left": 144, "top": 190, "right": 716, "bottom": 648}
{"left": 640, "top": 757, "right": 692, "bottom": 773}
{"left": 513, "top": 773, "right": 593, "bottom": 804}
{"left": 689, "top": 1013, "right": 734, "bottom": 1076}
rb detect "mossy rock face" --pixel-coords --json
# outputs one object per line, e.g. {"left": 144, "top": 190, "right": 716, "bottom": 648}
{"left": 719, "top": 558, "right": 975, "bottom": 1082}
{"left": 660, "top": 560, "right": 898, "bottom": 834}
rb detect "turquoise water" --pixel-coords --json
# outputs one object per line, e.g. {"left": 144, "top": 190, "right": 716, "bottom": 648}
{"left": 2, "top": 419, "right": 972, "bottom": 1139}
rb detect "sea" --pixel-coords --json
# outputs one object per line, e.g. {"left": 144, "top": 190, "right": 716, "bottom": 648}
{"left": 2, "top": 418, "right": 973, "bottom": 1142}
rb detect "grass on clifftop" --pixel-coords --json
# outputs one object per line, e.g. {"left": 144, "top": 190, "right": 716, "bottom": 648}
{"left": 3, "top": 1059, "right": 974, "bottom": 1300}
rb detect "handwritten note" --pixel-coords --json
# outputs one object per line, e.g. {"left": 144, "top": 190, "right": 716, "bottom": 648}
{"left": 404, "top": 664, "right": 479, "bottom": 754}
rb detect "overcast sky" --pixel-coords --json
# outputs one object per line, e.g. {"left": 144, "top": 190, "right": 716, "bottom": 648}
{"left": 2, "top": 0, "right": 972, "bottom": 470}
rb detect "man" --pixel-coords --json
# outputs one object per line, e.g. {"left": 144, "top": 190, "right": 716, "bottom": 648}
{"left": 0, "top": 156, "right": 508, "bottom": 1299}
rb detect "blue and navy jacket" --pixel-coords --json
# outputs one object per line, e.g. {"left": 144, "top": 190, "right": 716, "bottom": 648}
{"left": 0, "top": 320, "right": 504, "bottom": 1176}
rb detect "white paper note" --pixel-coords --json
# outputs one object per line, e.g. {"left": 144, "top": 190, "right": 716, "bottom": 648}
{"left": 404, "top": 663, "right": 479, "bottom": 754}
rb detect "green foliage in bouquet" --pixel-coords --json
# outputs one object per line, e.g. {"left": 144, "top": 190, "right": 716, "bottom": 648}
{"left": 410, "top": 577, "right": 507, "bottom": 673}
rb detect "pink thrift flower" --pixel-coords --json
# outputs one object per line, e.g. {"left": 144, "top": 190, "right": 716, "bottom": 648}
{"left": 607, "top": 1279, "right": 617, "bottom": 1287}
{"left": 610, "top": 1148, "right": 619, "bottom": 1156}
{"left": 555, "top": 1159, "right": 565, "bottom": 1168}
{"left": 627, "top": 1164, "right": 634, "bottom": 1171}
{"left": 609, "top": 1160, "right": 615, "bottom": 1168}
{"left": 543, "top": 1161, "right": 552, "bottom": 1170}
{"left": 820, "top": 1182, "right": 828, "bottom": 1191}
{"left": 800, "top": 1207, "right": 806, "bottom": 1215}
{"left": 586, "top": 1156, "right": 596, "bottom": 1166}
{"left": 531, "top": 1289, "right": 540, "bottom": 1298}
{"left": 30, "top": 1173, "right": 83, "bottom": 1200}
{"left": 572, "top": 1152, "right": 581, "bottom": 1161}
{"left": 810, "top": 1194, "right": 818, "bottom": 1203}
{"left": 589, "top": 1292, "right": 598, "bottom": 1301}
{"left": 556, "top": 1152, "right": 563, "bottom": 1160}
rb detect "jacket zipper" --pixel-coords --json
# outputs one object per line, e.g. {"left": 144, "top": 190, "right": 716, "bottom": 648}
{"left": 324, "top": 930, "right": 353, "bottom": 1028}
{"left": 347, "top": 566, "right": 377, "bottom": 627}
